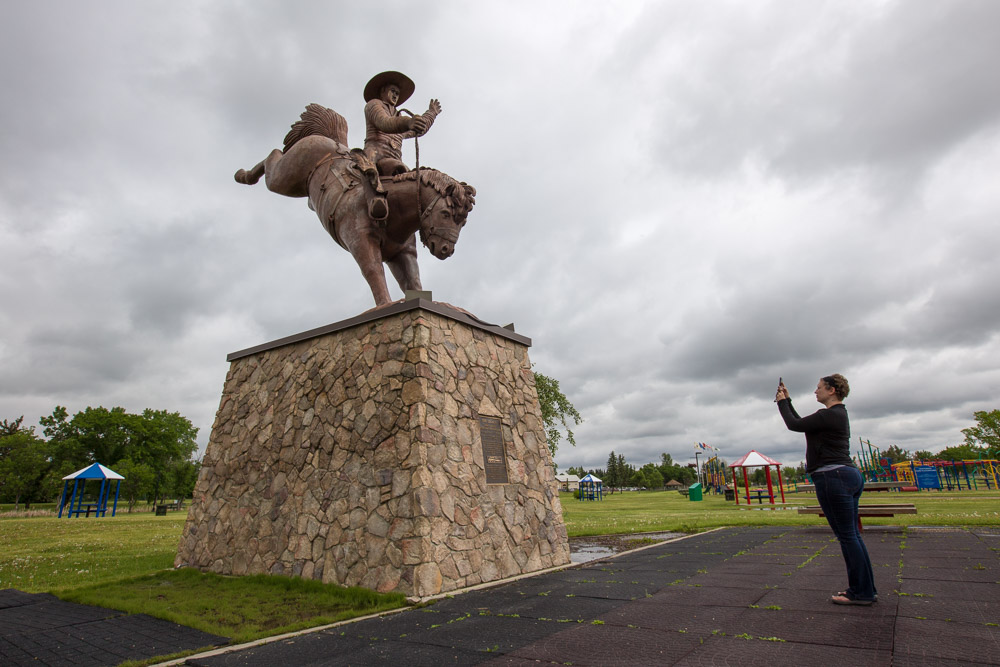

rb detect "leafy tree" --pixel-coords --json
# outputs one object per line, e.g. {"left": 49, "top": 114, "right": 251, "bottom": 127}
{"left": 961, "top": 409, "right": 1000, "bottom": 453}
{"left": 936, "top": 444, "right": 983, "bottom": 461}
{"left": 640, "top": 464, "right": 664, "bottom": 489}
{"left": 880, "top": 445, "right": 910, "bottom": 464}
{"left": 0, "top": 427, "right": 47, "bottom": 508}
{"left": 114, "top": 458, "right": 156, "bottom": 512}
{"left": 0, "top": 417, "right": 71, "bottom": 508}
{"left": 912, "top": 450, "right": 935, "bottom": 461}
{"left": 660, "top": 452, "right": 673, "bottom": 467}
{"left": 534, "top": 371, "right": 582, "bottom": 458}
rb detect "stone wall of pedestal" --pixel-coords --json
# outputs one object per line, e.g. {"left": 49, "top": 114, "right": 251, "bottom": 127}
{"left": 175, "top": 300, "right": 570, "bottom": 597}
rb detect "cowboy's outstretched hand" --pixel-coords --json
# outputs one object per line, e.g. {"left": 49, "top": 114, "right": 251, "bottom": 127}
{"left": 428, "top": 99, "right": 442, "bottom": 115}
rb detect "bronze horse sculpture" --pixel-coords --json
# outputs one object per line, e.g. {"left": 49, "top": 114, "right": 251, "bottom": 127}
{"left": 235, "top": 104, "right": 476, "bottom": 307}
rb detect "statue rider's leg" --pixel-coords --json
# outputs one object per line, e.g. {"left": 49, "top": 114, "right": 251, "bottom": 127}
{"left": 352, "top": 149, "right": 388, "bottom": 220}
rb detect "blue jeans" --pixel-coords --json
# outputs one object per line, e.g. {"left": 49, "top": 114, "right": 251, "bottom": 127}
{"left": 812, "top": 466, "right": 877, "bottom": 601}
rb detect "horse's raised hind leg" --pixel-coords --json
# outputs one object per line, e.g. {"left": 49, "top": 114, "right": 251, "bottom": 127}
{"left": 234, "top": 149, "right": 282, "bottom": 186}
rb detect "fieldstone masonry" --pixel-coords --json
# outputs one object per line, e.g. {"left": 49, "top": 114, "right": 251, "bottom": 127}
{"left": 176, "top": 300, "right": 571, "bottom": 597}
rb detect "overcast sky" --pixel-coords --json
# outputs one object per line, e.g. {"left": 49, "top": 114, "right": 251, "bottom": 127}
{"left": 2, "top": 1, "right": 998, "bottom": 473}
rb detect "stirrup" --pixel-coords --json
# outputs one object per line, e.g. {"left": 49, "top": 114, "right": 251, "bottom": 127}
{"left": 369, "top": 197, "right": 388, "bottom": 221}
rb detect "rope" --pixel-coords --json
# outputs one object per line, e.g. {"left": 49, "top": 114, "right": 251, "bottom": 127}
{"left": 399, "top": 108, "right": 422, "bottom": 220}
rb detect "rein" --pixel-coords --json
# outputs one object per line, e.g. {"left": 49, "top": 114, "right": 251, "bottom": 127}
{"left": 399, "top": 108, "right": 423, "bottom": 220}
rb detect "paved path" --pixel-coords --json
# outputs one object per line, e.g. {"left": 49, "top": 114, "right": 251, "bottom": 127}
{"left": 185, "top": 526, "right": 1000, "bottom": 666}
{"left": 0, "top": 589, "right": 227, "bottom": 667}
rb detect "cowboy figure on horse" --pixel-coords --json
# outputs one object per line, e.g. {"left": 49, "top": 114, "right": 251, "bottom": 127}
{"left": 231, "top": 72, "right": 475, "bottom": 307}
{"left": 362, "top": 71, "right": 441, "bottom": 220}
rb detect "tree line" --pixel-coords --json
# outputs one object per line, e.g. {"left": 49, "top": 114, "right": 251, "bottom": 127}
{"left": 564, "top": 452, "right": 700, "bottom": 491}
{"left": 0, "top": 406, "right": 200, "bottom": 511}
{"left": 561, "top": 410, "right": 1000, "bottom": 490}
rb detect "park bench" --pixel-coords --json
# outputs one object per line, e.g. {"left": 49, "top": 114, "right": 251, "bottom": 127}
{"left": 678, "top": 488, "right": 690, "bottom": 497}
{"left": 797, "top": 503, "right": 917, "bottom": 530}
{"left": 797, "top": 481, "right": 907, "bottom": 493}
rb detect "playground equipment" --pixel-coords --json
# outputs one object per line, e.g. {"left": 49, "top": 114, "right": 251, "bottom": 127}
{"left": 856, "top": 439, "right": 895, "bottom": 483}
{"left": 57, "top": 463, "right": 123, "bottom": 518}
{"left": 578, "top": 473, "right": 604, "bottom": 501}
{"left": 704, "top": 455, "right": 729, "bottom": 494}
{"left": 893, "top": 458, "right": 999, "bottom": 490}
{"left": 856, "top": 437, "right": 999, "bottom": 491}
{"left": 729, "top": 450, "right": 785, "bottom": 505}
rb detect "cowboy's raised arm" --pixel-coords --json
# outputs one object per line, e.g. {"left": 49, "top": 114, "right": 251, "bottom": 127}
{"left": 412, "top": 99, "right": 442, "bottom": 136}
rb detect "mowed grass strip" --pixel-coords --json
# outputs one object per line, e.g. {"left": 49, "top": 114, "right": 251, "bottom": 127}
{"left": 60, "top": 568, "right": 407, "bottom": 644}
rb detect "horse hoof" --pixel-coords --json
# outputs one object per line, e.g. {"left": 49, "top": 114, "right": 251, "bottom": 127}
{"left": 234, "top": 169, "right": 259, "bottom": 185}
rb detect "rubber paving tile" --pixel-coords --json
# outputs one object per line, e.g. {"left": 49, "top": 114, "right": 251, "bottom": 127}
{"left": 644, "top": 584, "right": 768, "bottom": 608}
{"left": 725, "top": 606, "right": 895, "bottom": 650}
{"left": 893, "top": 617, "right": 1000, "bottom": 665}
{"left": 898, "top": 578, "right": 1000, "bottom": 601}
{"left": 0, "top": 589, "right": 51, "bottom": 609}
{"left": 598, "top": 600, "right": 746, "bottom": 633}
{"left": 897, "top": 595, "right": 999, "bottom": 624}
{"left": 670, "top": 634, "right": 892, "bottom": 666}
{"left": 0, "top": 590, "right": 227, "bottom": 667}
{"left": 505, "top": 622, "right": 706, "bottom": 666}
{"left": 440, "top": 590, "right": 626, "bottom": 620}
{"left": 901, "top": 563, "right": 1000, "bottom": 582}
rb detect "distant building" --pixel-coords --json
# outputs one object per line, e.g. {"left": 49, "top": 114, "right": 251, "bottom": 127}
{"left": 555, "top": 473, "right": 580, "bottom": 492}
{"left": 664, "top": 479, "right": 684, "bottom": 489}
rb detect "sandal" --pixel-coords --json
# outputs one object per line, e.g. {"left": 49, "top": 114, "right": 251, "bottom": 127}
{"left": 836, "top": 590, "right": 878, "bottom": 601}
{"left": 831, "top": 594, "right": 874, "bottom": 606}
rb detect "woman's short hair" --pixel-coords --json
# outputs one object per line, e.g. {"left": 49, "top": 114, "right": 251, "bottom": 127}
{"left": 822, "top": 374, "right": 850, "bottom": 400}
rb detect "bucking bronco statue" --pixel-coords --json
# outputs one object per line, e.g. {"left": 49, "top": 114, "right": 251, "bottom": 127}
{"left": 234, "top": 71, "right": 476, "bottom": 307}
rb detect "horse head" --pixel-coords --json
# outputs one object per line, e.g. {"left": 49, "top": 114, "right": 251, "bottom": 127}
{"left": 417, "top": 172, "right": 476, "bottom": 260}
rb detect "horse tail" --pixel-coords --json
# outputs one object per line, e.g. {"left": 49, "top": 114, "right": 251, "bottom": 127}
{"left": 283, "top": 104, "right": 349, "bottom": 152}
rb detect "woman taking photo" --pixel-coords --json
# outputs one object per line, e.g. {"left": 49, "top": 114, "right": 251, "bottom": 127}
{"left": 776, "top": 374, "right": 877, "bottom": 605}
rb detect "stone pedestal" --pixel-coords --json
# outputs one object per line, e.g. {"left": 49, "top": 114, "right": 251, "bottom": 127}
{"left": 175, "top": 299, "right": 570, "bottom": 597}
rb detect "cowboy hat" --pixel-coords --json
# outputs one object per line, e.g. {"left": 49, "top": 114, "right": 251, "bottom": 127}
{"left": 363, "top": 71, "right": 415, "bottom": 104}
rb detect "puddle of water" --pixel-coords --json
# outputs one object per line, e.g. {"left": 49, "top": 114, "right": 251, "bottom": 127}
{"left": 569, "top": 544, "right": 616, "bottom": 564}
{"left": 569, "top": 532, "right": 685, "bottom": 564}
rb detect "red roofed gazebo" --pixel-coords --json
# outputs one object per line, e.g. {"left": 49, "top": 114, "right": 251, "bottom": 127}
{"left": 729, "top": 450, "right": 785, "bottom": 505}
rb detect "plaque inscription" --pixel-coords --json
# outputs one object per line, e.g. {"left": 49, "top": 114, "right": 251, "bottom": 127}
{"left": 478, "top": 415, "right": 509, "bottom": 484}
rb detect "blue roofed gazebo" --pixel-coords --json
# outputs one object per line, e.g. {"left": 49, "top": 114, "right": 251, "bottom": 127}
{"left": 58, "top": 463, "right": 124, "bottom": 518}
{"left": 578, "top": 473, "right": 604, "bottom": 501}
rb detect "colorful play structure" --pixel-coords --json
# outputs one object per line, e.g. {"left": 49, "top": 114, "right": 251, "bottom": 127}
{"left": 704, "top": 455, "right": 729, "bottom": 494}
{"left": 729, "top": 450, "right": 786, "bottom": 505}
{"left": 577, "top": 473, "right": 604, "bottom": 500}
{"left": 57, "top": 463, "right": 123, "bottom": 518}
{"left": 856, "top": 438, "right": 999, "bottom": 490}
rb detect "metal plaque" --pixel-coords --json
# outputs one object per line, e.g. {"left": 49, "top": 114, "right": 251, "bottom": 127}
{"left": 478, "top": 415, "right": 509, "bottom": 484}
